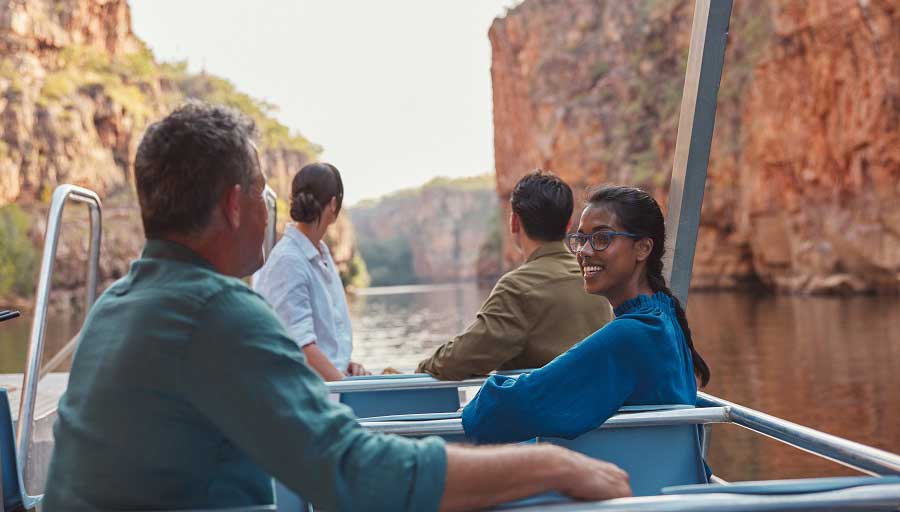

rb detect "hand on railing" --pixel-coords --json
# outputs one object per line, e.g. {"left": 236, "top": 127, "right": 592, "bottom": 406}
{"left": 0, "top": 310, "right": 21, "bottom": 322}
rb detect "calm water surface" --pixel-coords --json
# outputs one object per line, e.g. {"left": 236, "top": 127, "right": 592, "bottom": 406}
{"left": 1, "top": 285, "right": 897, "bottom": 481}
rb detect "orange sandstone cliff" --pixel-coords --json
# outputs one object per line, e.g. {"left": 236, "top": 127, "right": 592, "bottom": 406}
{"left": 0, "top": 0, "right": 361, "bottom": 308}
{"left": 490, "top": 0, "right": 900, "bottom": 293}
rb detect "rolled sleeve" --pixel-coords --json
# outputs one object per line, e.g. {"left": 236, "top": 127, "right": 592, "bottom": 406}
{"left": 462, "top": 320, "right": 641, "bottom": 444}
{"left": 407, "top": 436, "right": 447, "bottom": 511}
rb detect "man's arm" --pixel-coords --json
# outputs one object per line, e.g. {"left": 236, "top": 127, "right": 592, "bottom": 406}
{"left": 440, "top": 444, "right": 631, "bottom": 512}
{"left": 302, "top": 342, "right": 345, "bottom": 381}
{"left": 185, "top": 288, "right": 448, "bottom": 511}
{"left": 417, "top": 277, "right": 530, "bottom": 380}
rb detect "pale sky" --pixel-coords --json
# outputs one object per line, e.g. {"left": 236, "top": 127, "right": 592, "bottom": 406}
{"left": 129, "top": 0, "right": 522, "bottom": 205}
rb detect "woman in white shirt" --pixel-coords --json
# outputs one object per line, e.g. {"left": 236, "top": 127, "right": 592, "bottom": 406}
{"left": 255, "top": 163, "right": 368, "bottom": 380}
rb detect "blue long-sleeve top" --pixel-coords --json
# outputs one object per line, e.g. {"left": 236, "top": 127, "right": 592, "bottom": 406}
{"left": 461, "top": 292, "right": 697, "bottom": 444}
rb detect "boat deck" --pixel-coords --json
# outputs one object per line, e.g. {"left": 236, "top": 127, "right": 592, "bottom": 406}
{"left": 1, "top": 372, "right": 68, "bottom": 492}
{"left": 0, "top": 373, "right": 68, "bottom": 422}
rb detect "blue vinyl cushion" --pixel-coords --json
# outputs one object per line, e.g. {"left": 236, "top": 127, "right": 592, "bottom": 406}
{"left": 538, "top": 423, "right": 708, "bottom": 497}
{"left": 1, "top": 388, "right": 23, "bottom": 512}
{"left": 339, "top": 388, "right": 460, "bottom": 418}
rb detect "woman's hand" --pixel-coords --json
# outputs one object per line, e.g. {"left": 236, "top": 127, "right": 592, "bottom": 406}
{"left": 346, "top": 361, "right": 370, "bottom": 376}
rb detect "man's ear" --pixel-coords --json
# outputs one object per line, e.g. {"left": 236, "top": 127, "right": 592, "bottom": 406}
{"left": 223, "top": 184, "right": 242, "bottom": 229}
{"left": 509, "top": 212, "right": 520, "bottom": 235}
{"left": 635, "top": 237, "right": 653, "bottom": 262}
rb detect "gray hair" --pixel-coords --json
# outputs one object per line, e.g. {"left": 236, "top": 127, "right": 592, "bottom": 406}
{"left": 134, "top": 101, "right": 259, "bottom": 238}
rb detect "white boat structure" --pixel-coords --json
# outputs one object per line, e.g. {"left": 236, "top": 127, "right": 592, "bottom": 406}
{"left": 1, "top": 0, "right": 899, "bottom": 510}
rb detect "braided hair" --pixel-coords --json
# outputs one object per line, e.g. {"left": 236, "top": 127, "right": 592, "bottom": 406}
{"left": 587, "top": 185, "right": 710, "bottom": 387}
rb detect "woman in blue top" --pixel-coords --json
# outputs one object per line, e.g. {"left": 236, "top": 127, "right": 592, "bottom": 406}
{"left": 462, "top": 185, "right": 711, "bottom": 443}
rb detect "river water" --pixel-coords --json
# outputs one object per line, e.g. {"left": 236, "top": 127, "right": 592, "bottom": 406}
{"left": 1, "top": 285, "right": 897, "bottom": 482}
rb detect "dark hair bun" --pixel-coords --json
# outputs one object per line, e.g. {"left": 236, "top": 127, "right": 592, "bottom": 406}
{"left": 290, "top": 189, "right": 323, "bottom": 223}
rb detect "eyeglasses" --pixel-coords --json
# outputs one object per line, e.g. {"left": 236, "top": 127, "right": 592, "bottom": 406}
{"left": 565, "top": 230, "right": 640, "bottom": 254}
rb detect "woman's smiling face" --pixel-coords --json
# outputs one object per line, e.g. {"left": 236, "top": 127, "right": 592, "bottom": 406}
{"left": 575, "top": 204, "right": 646, "bottom": 303}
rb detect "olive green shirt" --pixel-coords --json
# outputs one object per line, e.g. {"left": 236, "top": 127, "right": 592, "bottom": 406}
{"left": 45, "top": 240, "right": 446, "bottom": 511}
{"left": 417, "top": 241, "right": 613, "bottom": 380}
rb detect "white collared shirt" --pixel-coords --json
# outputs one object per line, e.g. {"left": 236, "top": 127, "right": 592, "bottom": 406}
{"left": 254, "top": 224, "right": 353, "bottom": 371}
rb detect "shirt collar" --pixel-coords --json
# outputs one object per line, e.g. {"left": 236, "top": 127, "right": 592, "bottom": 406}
{"left": 285, "top": 224, "right": 325, "bottom": 261}
{"left": 142, "top": 239, "right": 216, "bottom": 270}
{"left": 526, "top": 240, "right": 570, "bottom": 263}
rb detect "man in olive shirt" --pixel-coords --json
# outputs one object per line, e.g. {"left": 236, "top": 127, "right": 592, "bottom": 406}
{"left": 44, "top": 103, "right": 630, "bottom": 511}
{"left": 418, "top": 171, "right": 613, "bottom": 380}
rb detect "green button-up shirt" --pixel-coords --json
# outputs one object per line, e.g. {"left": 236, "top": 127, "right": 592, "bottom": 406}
{"left": 417, "top": 241, "right": 613, "bottom": 380}
{"left": 44, "top": 240, "right": 446, "bottom": 511}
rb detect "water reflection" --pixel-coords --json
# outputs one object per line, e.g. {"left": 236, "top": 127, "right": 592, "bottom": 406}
{"left": 2, "top": 286, "right": 897, "bottom": 481}
{"left": 348, "top": 286, "right": 899, "bottom": 480}
{"left": 693, "top": 292, "right": 900, "bottom": 480}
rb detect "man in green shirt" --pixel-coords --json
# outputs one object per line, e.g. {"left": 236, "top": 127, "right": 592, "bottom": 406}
{"left": 417, "top": 171, "right": 613, "bottom": 380}
{"left": 44, "top": 102, "right": 630, "bottom": 511}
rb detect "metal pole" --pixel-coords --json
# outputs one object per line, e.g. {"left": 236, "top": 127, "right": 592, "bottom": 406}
{"left": 17, "top": 184, "right": 102, "bottom": 498}
{"left": 361, "top": 407, "right": 730, "bottom": 437}
{"left": 663, "top": 0, "right": 734, "bottom": 306}
{"left": 263, "top": 185, "right": 278, "bottom": 259}
{"left": 699, "top": 393, "right": 900, "bottom": 476}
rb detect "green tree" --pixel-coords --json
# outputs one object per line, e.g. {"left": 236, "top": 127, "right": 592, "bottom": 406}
{"left": 0, "top": 205, "right": 38, "bottom": 297}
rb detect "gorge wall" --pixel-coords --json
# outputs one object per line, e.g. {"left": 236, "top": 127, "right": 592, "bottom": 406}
{"left": 490, "top": 0, "right": 900, "bottom": 293}
{"left": 0, "top": 0, "right": 359, "bottom": 308}
{"left": 349, "top": 175, "right": 502, "bottom": 286}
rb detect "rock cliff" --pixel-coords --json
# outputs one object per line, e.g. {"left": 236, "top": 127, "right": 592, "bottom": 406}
{"left": 0, "top": 0, "right": 360, "bottom": 309}
{"left": 349, "top": 175, "right": 502, "bottom": 286}
{"left": 490, "top": 0, "right": 900, "bottom": 293}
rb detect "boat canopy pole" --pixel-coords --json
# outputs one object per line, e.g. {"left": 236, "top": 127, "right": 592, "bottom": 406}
{"left": 263, "top": 185, "right": 278, "bottom": 259}
{"left": 663, "top": 0, "right": 733, "bottom": 306}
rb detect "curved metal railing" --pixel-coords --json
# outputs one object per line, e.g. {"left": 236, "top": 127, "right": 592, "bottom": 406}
{"left": 327, "top": 369, "right": 533, "bottom": 394}
{"left": 698, "top": 392, "right": 900, "bottom": 477}
{"left": 360, "top": 406, "right": 731, "bottom": 436}
{"left": 16, "top": 184, "right": 102, "bottom": 500}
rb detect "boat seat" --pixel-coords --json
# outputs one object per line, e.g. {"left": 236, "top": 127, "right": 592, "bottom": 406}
{"left": 1, "top": 387, "right": 36, "bottom": 512}
{"left": 537, "top": 406, "right": 708, "bottom": 497}
{"left": 338, "top": 373, "right": 461, "bottom": 418}
{"left": 339, "top": 387, "right": 460, "bottom": 418}
{"left": 336, "top": 370, "right": 536, "bottom": 418}
{"left": 662, "top": 475, "right": 900, "bottom": 496}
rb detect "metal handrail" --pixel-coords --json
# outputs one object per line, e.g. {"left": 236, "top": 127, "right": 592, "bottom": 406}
{"left": 263, "top": 185, "right": 278, "bottom": 259}
{"left": 497, "top": 484, "right": 900, "bottom": 512}
{"left": 16, "top": 184, "right": 102, "bottom": 498}
{"left": 699, "top": 392, "right": 900, "bottom": 477}
{"left": 328, "top": 370, "right": 532, "bottom": 394}
{"left": 329, "top": 375, "right": 492, "bottom": 393}
{"left": 0, "top": 310, "right": 21, "bottom": 322}
{"left": 360, "top": 406, "right": 730, "bottom": 436}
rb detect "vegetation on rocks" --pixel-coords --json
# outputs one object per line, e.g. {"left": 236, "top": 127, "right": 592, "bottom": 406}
{"left": 0, "top": 205, "right": 37, "bottom": 298}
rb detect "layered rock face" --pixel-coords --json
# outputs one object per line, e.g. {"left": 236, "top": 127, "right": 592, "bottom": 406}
{"left": 350, "top": 176, "right": 502, "bottom": 286}
{"left": 0, "top": 0, "right": 358, "bottom": 308}
{"left": 490, "top": 0, "right": 900, "bottom": 293}
{"left": 0, "top": 0, "right": 147, "bottom": 204}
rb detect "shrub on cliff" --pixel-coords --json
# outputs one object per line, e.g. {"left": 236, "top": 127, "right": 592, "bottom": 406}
{"left": 341, "top": 252, "right": 371, "bottom": 290}
{"left": 0, "top": 204, "right": 38, "bottom": 298}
